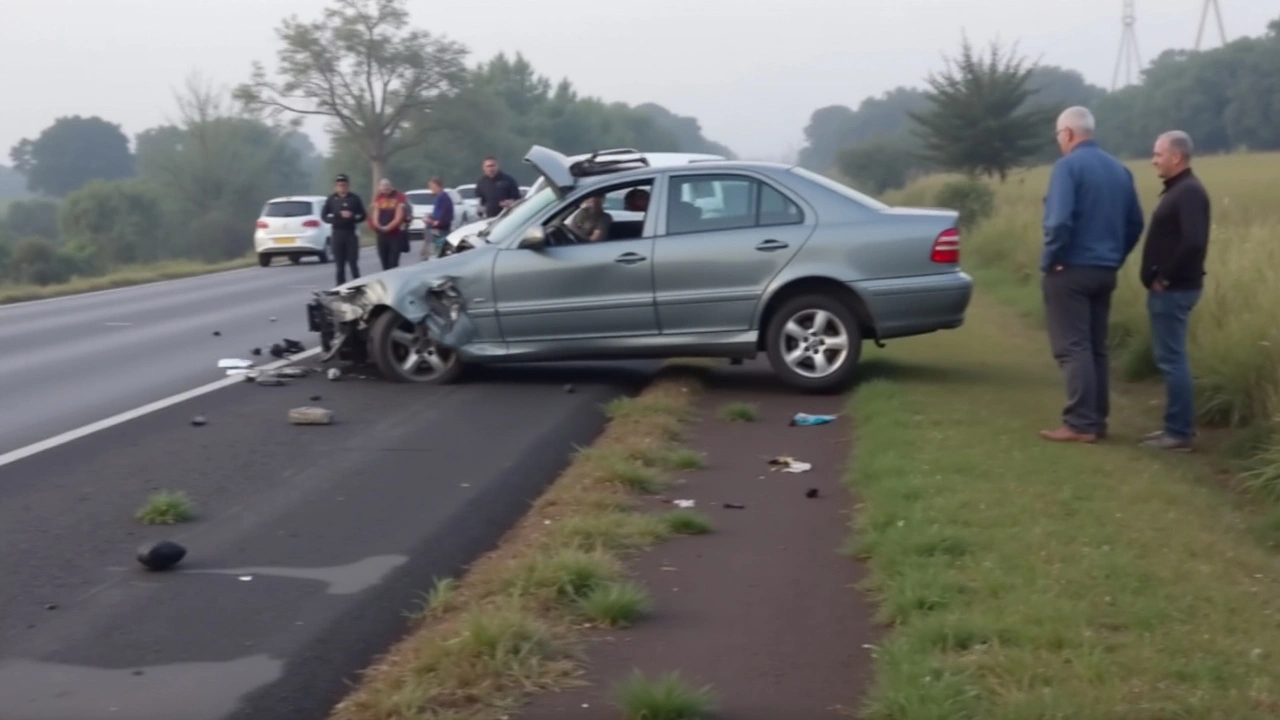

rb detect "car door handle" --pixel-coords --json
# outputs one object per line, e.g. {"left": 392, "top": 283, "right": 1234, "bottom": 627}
{"left": 614, "top": 252, "right": 647, "bottom": 265}
{"left": 755, "top": 239, "right": 789, "bottom": 252}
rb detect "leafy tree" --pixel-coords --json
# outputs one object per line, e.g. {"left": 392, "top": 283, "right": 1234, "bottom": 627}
{"left": 634, "top": 103, "right": 736, "bottom": 157}
{"left": 0, "top": 164, "right": 28, "bottom": 200}
{"left": 835, "top": 139, "right": 931, "bottom": 194}
{"left": 8, "top": 116, "right": 135, "bottom": 197}
{"left": 909, "top": 37, "right": 1054, "bottom": 181}
{"left": 5, "top": 198, "right": 60, "bottom": 240}
{"left": 9, "top": 237, "right": 75, "bottom": 286}
{"left": 235, "top": 0, "right": 468, "bottom": 192}
{"left": 59, "top": 180, "right": 167, "bottom": 268}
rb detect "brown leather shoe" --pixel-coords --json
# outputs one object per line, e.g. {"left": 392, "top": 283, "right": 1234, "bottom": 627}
{"left": 1039, "top": 426, "right": 1098, "bottom": 443}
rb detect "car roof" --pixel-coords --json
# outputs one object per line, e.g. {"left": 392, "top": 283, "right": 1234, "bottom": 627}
{"left": 573, "top": 160, "right": 796, "bottom": 188}
{"left": 265, "top": 195, "right": 326, "bottom": 203}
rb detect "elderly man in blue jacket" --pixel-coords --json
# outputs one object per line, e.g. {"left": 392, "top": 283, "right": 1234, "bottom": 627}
{"left": 1039, "top": 106, "right": 1145, "bottom": 444}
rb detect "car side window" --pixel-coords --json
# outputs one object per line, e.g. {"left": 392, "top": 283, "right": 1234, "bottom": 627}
{"left": 758, "top": 182, "right": 803, "bottom": 227}
{"left": 666, "top": 175, "right": 757, "bottom": 235}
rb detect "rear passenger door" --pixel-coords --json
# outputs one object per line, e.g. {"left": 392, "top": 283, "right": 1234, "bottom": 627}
{"left": 652, "top": 172, "right": 811, "bottom": 334}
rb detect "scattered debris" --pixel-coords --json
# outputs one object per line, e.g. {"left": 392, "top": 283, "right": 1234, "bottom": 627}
{"left": 722, "top": 503, "right": 746, "bottom": 510}
{"left": 768, "top": 456, "right": 813, "bottom": 473}
{"left": 225, "top": 368, "right": 253, "bottom": 377}
{"left": 238, "top": 575, "right": 254, "bottom": 581}
{"left": 275, "top": 366, "right": 309, "bottom": 379}
{"left": 673, "top": 499, "right": 696, "bottom": 508}
{"left": 309, "top": 394, "right": 322, "bottom": 401}
{"left": 217, "top": 358, "right": 254, "bottom": 369}
{"left": 564, "top": 383, "right": 576, "bottom": 394}
{"left": 282, "top": 338, "right": 305, "bottom": 354}
{"left": 255, "top": 373, "right": 286, "bottom": 387}
{"left": 241, "top": 371, "right": 260, "bottom": 383}
{"left": 269, "top": 317, "right": 277, "bottom": 323}
{"left": 190, "top": 416, "right": 207, "bottom": 427}
{"left": 326, "top": 368, "right": 342, "bottom": 381}
{"left": 269, "top": 343, "right": 286, "bottom": 359}
{"left": 136, "top": 540, "right": 187, "bottom": 571}
{"left": 289, "top": 406, "right": 334, "bottom": 425}
{"left": 805, "top": 488, "right": 820, "bottom": 498}
{"left": 790, "top": 412, "right": 838, "bottom": 426}
{"left": 44, "top": 603, "right": 58, "bottom": 611}
{"left": 212, "top": 331, "right": 221, "bottom": 337}
{"left": 250, "top": 347, "right": 262, "bottom": 356}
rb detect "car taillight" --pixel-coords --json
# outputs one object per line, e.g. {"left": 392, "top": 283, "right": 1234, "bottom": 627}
{"left": 302, "top": 219, "right": 320, "bottom": 228}
{"left": 931, "top": 228, "right": 960, "bottom": 263}
{"left": 256, "top": 220, "right": 269, "bottom": 229}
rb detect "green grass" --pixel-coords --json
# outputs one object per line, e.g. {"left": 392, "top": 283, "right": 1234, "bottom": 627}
{"left": 847, "top": 291, "right": 1280, "bottom": 718}
{"left": 661, "top": 510, "right": 713, "bottom": 535}
{"left": 661, "top": 447, "right": 705, "bottom": 470}
{"left": 0, "top": 257, "right": 257, "bottom": 304}
{"left": 613, "top": 670, "right": 716, "bottom": 720}
{"left": 717, "top": 401, "right": 758, "bottom": 423}
{"left": 578, "top": 581, "right": 653, "bottom": 628}
{"left": 134, "top": 490, "right": 194, "bottom": 525}
{"left": 883, "top": 151, "right": 1280, "bottom": 436}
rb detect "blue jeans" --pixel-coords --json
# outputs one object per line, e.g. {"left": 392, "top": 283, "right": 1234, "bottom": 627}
{"left": 1148, "top": 289, "right": 1201, "bottom": 439}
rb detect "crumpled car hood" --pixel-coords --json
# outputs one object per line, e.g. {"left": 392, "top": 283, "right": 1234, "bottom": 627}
{"left": 318, "top": 245, "right": 493, "bottom": 325}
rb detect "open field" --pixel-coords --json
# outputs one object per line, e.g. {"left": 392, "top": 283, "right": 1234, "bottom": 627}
{"left": 849, "top": 292, "right": 1280, "bottom": 719}
{"left": 883, "top": 150, "right": 1280, "bottom": 482}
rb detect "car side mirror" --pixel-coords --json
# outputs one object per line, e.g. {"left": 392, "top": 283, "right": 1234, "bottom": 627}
{"left": 519, "top": 226, "right": 547, "bottom": 250}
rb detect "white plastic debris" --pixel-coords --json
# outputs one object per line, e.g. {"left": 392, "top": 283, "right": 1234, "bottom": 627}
{"left": 326, "top": 368, "right": 342, "bottom": 381}
{"left": 768, "top": 456, "right": 813, "bottom": 473}
{"left": 238, "top": 575, "right": 253, "bottom": 582}
{"left": 225, "top": 368, "right": 253, "bottom": 376}
{"left": 673, "top": 499, "right": 696, "bottom": 508}
{"left": 218, "top": 358, "right": 254, "bottom": 369}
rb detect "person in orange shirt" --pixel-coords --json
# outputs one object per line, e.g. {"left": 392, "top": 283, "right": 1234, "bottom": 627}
{"left": 370, "top": 178, "right": 408, "bottom": 271}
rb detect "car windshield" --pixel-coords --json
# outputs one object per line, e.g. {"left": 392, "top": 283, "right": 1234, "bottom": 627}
{"left": 788, "top": 166, "right": 890, "bottom": 210}
{"left": 482, "top": 186, "right": 559, "bottom": 243}
{"left": 405, "top": 192, "right": 436, "bottom": 206}
{"left": 263, "top": 201, "right": 314, "bottom": 218}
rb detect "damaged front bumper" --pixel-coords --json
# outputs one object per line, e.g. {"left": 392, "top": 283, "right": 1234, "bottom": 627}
{"left": 305, "top": 277, "right": 477, "bottom": 366}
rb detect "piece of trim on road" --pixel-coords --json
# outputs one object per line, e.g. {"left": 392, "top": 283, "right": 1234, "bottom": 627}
{"left": 0, "top": 348, "right": 321, "bottom": 470}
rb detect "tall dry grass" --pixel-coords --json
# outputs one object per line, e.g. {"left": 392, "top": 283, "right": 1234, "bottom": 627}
{"left": 883, "top": 151, "right": 1280, "bottom": 463}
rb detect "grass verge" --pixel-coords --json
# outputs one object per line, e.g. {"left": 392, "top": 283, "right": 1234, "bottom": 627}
{"left": 135, "top": 490, "right": 195, "bottom": 525}
{"left": 847, "top": 291, "right": 1280, "bottom": 719}
{"left": 328, "top": 364, "right": 710, "bottom": 720}
{"left": 613, "top": 670, "right": 716, "bottom": 720}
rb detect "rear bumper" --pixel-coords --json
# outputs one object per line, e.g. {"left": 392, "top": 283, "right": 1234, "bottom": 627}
{"left": 255, "top": 232, "right": 327, "bottom": 254}
{"left": 852, "top": 271, "right": 973, "bottom": 340}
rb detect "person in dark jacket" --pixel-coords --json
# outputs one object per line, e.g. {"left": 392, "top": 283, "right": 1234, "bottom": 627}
{"left": 423, "top": 176, "right": 454, "bottom": 259}
{"left": 370, "top": 178, "right": 407, "bottom": 271}
{"left": 474, "top": 157, "right": 521, "bottom": 219}
{"left": 1138, "top": 130, "right": 1211, "bottom": 452}
{"left": 321, "top": 174, "right": 367, "bottom": 285}
{"left": 1039, "top": 106, "right": 1145, "bottom": 445}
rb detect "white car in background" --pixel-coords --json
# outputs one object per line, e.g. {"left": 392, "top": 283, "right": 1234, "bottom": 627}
{"left": 451, "top": 184, "right": 484, "bottom": 224}
{"left": 254, "top": 195, "right": 331, "bottom": 266}
{"left": 403, "top": 187, "right": 465, "bottom": 241}
{"left": 438, "top": 150, "right": 725, "bottom": 255}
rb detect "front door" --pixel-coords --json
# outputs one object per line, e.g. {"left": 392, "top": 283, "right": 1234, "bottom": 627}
{"left": 492, "top": 237, "right": 658, "bottom": 343}
{"left": 652, "top": 172, "right": 811, "bottom": 334}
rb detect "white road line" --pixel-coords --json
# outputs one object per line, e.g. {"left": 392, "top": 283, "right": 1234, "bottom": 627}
{"left": 0, "top": 347, "right": 322, "bottom": 470}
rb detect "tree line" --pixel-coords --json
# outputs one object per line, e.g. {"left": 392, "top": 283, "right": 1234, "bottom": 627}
{"left": 0, "top": 0, "right": 731, "bottom": 287}
{"left": 799, "top": 16, "right": 1280, "bottom": 193}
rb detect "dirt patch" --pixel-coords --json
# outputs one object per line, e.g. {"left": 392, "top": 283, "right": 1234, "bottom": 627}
{"left": 517, "top": 361, "right": 876, "bottom": 719}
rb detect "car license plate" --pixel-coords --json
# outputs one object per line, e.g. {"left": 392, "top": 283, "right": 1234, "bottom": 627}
{"left": 274, "top": 237, "right": 298, "bottom": 245}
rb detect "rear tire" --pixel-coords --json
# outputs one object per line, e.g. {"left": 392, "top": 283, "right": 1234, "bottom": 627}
{"left": 764, "top": 294, "right": 862, "bottom": 393}
{"left": 317, "top": 240, "right": 331, "bottom": 263}
{"left": 368, "top": 310, "right": 464, "bottom": 384}
{"left": 258, "top": 253, "right": 270, "bottom": 267}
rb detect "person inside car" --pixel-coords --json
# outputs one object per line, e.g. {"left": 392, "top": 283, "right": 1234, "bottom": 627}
{"left": 623, "top": 188, "right": 650, "bottom": 212}
{"left": 568, "top": 194, "right": 612, "bottom": 242}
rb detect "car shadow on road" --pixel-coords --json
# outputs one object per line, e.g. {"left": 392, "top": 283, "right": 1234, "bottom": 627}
{"left": 461, "top": 360, "right": 659, "bottom": 388}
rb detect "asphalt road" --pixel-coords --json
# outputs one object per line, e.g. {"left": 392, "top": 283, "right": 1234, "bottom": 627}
{"left": 0, "top": 247, "right": 385, "bottom": 458}
{"left": 0, "top": 246, "right": 659, "bottom": 719}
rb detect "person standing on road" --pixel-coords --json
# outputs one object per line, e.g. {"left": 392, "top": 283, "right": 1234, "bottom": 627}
{"left": 370, "top": 178, "right": 407, "bottom": 272}
{"left": 1137, "top": 130, "right": 1211, "bottom": 452}
{"left": 474, "top": 156, "right": 521, "bottom": 219}
{"left": 1039, "top": 106, "right": 1146, "bottom": 445}
{"left": 322, "top": 174, "right": 367, "bottom": 285}
{"left": 422, "top": 176, "right": 454, "bottom": 260}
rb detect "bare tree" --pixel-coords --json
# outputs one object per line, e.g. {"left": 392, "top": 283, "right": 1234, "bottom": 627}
{"left": 234, "top": 0, "right": 468, "bottom": 191}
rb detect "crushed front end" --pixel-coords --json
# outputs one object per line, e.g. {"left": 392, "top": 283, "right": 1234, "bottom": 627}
{"left": 307, "top": 288, "right": 376, "bottom": 365}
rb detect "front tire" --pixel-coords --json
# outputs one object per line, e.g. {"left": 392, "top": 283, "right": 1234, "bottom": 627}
{"left": 368, "top": 310, "right": 464, "bottom": 384}
{"left": 765, "top": 294, "right": 862, "bottom": 393}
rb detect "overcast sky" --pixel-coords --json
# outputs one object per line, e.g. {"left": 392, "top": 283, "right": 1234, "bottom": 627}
{"left": 2, "top": 0, "right": 1273, "bottom": 161}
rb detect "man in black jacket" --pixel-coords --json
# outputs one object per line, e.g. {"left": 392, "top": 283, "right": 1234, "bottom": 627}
{"left": 1139, "top": 130, "right": 1211, "bottom": 451}
{"left": 474, "top": 157, "right": 521, "bottom": 219}
{"left": 321, "top": 174, "right": 367, "bottom": 285}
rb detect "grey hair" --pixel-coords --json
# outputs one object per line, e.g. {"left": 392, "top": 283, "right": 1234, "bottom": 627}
{"left": 378, "top": 178, "right": 393, "bottom": 186}
{"left": 1159, "top": 130, "right": 1194, "bottom": 160}
{"left": 1057, "top": 106, "right": 1096, "bottom": 136}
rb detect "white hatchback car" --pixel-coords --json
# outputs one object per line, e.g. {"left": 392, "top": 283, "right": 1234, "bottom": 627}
{"left": 451, "top": 184, "right": 483, "bottom": 224}
{"left": 403, "top": 187, "right": 465, "bottom": 241}
{"left": 254, "top": 196, "right": 331, "bottom": 266}
{"left": 438, "top": 150, "right": 726, "bottom": 255}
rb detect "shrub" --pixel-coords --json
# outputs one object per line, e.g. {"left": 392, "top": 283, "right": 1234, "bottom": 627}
{"left": 934, "top": 178, "right": 996, "bottom": 230}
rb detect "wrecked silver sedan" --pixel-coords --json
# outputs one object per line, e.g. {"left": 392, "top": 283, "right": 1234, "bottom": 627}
{"left": 306, "top": 145, "right": 973, "bottom": 391}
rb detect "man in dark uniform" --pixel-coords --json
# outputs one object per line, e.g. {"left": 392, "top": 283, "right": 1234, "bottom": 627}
{"left": 474, "top": 156, "right": 521, "bottom": 219}
{"left": 321, "top": 174, "right": 367, "bottom": 285}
